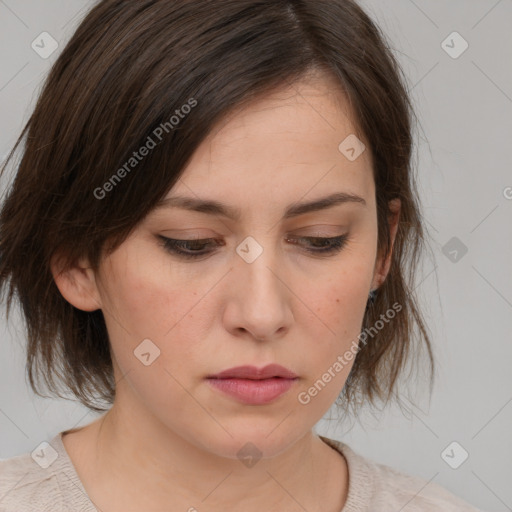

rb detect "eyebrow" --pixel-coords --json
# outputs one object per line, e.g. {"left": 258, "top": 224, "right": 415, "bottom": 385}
{"left": 154, "top": 192, "right": 367, "bottom": 221}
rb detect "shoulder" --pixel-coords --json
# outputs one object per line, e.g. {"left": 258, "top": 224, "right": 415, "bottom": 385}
{"left": 368, "top": 458, "right": 482, "bottom": 511}
{"left": 0, "top": 447, "right": 64, "bottom": 512}
{"left": 319, "top": 436, "right": 484, "bottom": 512}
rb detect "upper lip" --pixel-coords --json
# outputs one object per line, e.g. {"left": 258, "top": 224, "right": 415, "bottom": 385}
{"left": 207, "top": 364, "right": 298, "bottom": 380}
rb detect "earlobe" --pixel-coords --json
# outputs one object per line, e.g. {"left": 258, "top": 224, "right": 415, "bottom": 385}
{"left": 371, "top": 198, "right": 401, "bottom": 290}
{"left": 50, "top": 253, "right": 102, "bottom": 312}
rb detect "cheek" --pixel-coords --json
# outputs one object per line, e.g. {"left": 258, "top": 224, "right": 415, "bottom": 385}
{"left": 303, "top": 282, "right": 367, "bottom": 377}
{"left": 294, "top": 253, "right": 374, "bottom": 385}
{"left": 304, "top": 259, "right": 373, "bottom": 338}
{"left": 100, "top": 254, "right": 211, "bottom": 406}
{"left": 98, "top": 247, "right": 213, "bottom": 372}
{"left": 292, "top": 280, "right": 370, "bottom": 412}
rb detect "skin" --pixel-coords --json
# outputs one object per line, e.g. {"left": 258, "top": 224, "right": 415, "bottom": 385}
{"left": 52, "top": 70, "right": 400, "bottom": 512}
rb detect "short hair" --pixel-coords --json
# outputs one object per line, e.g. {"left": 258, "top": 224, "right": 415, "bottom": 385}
{"left": 0, "top": 0, "right": 434, "bottom": 416}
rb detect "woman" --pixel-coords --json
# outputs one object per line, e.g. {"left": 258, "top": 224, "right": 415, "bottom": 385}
{"left": 0, "top": 0, "right": 483, "bottom": 510}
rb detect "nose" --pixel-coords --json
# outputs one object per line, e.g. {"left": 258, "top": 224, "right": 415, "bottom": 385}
{"left": 223, "top": 241, "right": 293, "bottom": 342}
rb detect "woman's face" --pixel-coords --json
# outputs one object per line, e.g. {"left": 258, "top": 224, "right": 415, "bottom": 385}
{"left": 77, "top": 73, "right": 396, "bottom": 459}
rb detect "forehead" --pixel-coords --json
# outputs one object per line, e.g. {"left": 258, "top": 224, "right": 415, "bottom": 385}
{"left": 165, "top": 73, "right": 374, "bottom": 212}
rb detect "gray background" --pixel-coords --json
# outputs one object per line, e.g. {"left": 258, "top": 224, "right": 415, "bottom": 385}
{"left": 0, "top": 1, "right": 511, "bottom": 511}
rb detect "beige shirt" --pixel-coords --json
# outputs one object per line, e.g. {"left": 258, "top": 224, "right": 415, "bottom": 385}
{"left": 0, "top": 432, "right": 483, "bottom": 511}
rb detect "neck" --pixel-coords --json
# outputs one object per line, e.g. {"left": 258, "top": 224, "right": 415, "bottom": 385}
{"left": 64, "top": 394, "right": 348, "bottom": 512}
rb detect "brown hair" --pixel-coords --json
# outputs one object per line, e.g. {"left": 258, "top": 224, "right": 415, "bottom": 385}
{"left": 0, "top": 0, "right": 434, "bottom": 415}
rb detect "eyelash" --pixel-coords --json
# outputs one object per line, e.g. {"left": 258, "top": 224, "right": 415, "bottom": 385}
{"left": 158, "top": 234, "right": 349, "bottom": 260}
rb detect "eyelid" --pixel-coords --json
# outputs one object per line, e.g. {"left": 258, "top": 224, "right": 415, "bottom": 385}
{"left": 161, "top": 225, "right": 347, "bottom": 236}
{"left": 291, "top": 228, "right": 346, "bottom": 237}
{"left": 157, "top": 233, "right": 350, "bottom": 260}
{"left": 160, "top": 230, "right": 216, "bottom": 238}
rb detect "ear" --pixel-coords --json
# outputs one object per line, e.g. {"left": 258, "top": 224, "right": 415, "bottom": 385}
{"left": 371, "top": 198, "right": 401, "bottom": 290}
{"left": 50, "top": 252, "right": 102, "bottom": 312}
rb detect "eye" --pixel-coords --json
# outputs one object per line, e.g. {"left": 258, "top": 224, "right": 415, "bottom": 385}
{"left": 158, "top": 236, "right": 221, "bottom": 259}
{"left": 158, "top": 234, "right": 349, "bottom": 260}
{"left": 285, "top": 235, "right": 349, "bottom": 255}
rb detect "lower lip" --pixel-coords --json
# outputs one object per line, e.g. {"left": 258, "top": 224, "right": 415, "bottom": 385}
{"left": 207, "top": 377, "right": 298, "bottom": 405}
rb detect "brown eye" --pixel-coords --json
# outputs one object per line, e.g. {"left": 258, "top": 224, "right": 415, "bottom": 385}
{"left": 286, "top": 234, "right": 349, "bottom": 254}
{"left": 158, "top": 234, "right": 349, "bottom": 261}
{"left": 158, "top": 236, "right": 221, "bottom": 259}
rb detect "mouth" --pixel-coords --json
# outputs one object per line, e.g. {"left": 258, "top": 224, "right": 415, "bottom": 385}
{"left": 206, "top": 377, "right": 298, "bottom": 405}
{"left": 207, "top": 364, "right": 298, "bottom": 380}
{"left": 206, "top": 364, "right": 299, "bottom": 405}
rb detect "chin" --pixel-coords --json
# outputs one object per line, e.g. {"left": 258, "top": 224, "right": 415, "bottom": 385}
{"left": 190, "top": 425, "right": 305, "bottom": 462}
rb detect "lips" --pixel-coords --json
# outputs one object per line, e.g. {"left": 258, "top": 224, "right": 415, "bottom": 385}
{"left": 206, "top": 364, "right": 299, "bottom": 405}
{"left": 207, "top": 364, "right": 298, "bottom": 380}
